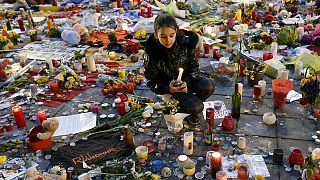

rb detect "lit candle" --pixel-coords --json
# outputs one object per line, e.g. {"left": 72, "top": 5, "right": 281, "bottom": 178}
{"left": 183, "top": 131, "right": 193, "bottom": 155}
{"left": 216, "top": 171, "right": 227, "bottom": 180}
{"left": 237, "top": 83, "right": 243, "bottom": 100}
{"left": 118, "top": 69, "right": 126, "bottom": 79}
{"left": 86, "top": 54, "right": 96, "bottom": 72}
{"left": 38, "top": 110, "right": 47, "bottom": 122}
{"left": 116, "top": 0, "right": 122, "bottom": 8}
{"left": 147, "top": 5, "right": 152, "bottom": 17}
{"left": 140, "top": 6, "right": 146, "bottom": 17}
{"left": 18, "top": 19, "right": 25, "bottom": 32}
{"left": 211, "top": 152, "right": 222, "bottom": 178}
{"left": 268, "top": 3, "right": 273, "bottom": 11}
{"left": 47, "top": 18, "right": 53, "bottom": 29}
{"left": 238, "top": 136, "right": 246, "bottom": 150}
{"left": 255, "top": 23, "right": 262, "bottom": 29}
{"left": 12, "top": 106, "right": 26, "bottom": 129}
{"left": 258, "top": 80, "right": 266, "bottom": 96}
{"left": 177, "top": 68, "right": 184, "bottom": 82}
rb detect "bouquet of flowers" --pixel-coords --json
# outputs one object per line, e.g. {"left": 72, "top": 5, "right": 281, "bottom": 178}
{"left": 161, "top": 95, "right": 180, "bottom": 115}
{"left": 28, "top": 29, "right": 42, "bottom": 36}
{"left": 0, "top": 34, "right": 14, "bottom": 50}
{"left": 302, "top": 148, "right": 320, "bottom": 180}
{"left": 8, "top": 31, "right": 19, "bottom": 45}
{"left": 300, "top": 67, "right": 319, "bottom": 105}
{"left": 133, "top": 29, "right": 147, "bottom": 40}
{"left": 244, "top": 62, "right": 266, "bottom": 86}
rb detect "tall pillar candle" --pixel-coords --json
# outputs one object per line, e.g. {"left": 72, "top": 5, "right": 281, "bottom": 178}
{"left": 271, "top": 42, "right": 278, "bottom": 57}
{"left": 12, "top": 106, "right": 26, "bottom": 129}
{"left": 140, "top": 7, "right": 146, "bottom": 17}
{"left": 297, "top": 27, "right": 304, "bottom": 41}
{"left": 278, "top": 69, "right": 289, "bottom": 80}
{"left": 258, "top": 80, "right": 266, "bottom": 96}
{"left": 183, "top": 132, "right": 193, "bottom": 155}
{"left": 237, "top": 83, "right": 243, "bottom": 100}
{"left": 294, "top": 60, "right": 303, "bottom": 79}
{"left": 18, "top": 19, "right": 25, "bottom": 32}
{"left": 211, "top": 152, "right": 222, "bottom": 178}
{"left": 86, "top": 54, "right": 96, "bottom": 72}
{"left": 238, "top": 136, "right": 246, "bottom": 150}
{"left": 147, "top": 5, "right": 152, "bottom": 17}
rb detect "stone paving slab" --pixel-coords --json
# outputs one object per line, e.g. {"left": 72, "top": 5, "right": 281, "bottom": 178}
{"left": 237, "top": 114, "right": 277, "bottom": 137}
{"left": 277, "top": 117, "right": 315, "bottom": 141}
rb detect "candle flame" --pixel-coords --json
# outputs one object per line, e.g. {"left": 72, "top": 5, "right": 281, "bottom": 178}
{"left": 212, "top": 152, "right": 221, "bottom": 158}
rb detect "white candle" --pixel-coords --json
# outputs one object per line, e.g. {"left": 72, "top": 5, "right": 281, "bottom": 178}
{"left": 258, "top": 80, "right": 266, "bottom": 96}
{"left": 278, "top": 69, "right": 289, "bottom": 80}
{"left": 237, "top": 83, "right": 243, "bottom": 100}
{"left": 45, "top": 59, "right": 54, "bottom": 71}
{"left": 183, "top": 131, "right": 193, "bottom": 155}
{"left": 297, "top": 27, "right": 304, "bottom": 41}
{"left": 178, "top": 155, "right": 188, "bottom": 170}
{"left": 271, "top": 42, "right": 278, "bottom": 57}
{"left": 294, "top": 60, "right": 303, "bottom": 79}
{"left": 244, "top": 0, "right": 249, "bottom": 7}
{"left": 255, "top": 23, "right": 262, "bottom": 29}
{"left": 86, "top": 54, "right": 96, "bottom": 72}
{"left": 238, "top": 136, "right": 246, "bottom": 150}
{"left": 177, "top": 68, "right": 184, "bottom": 82}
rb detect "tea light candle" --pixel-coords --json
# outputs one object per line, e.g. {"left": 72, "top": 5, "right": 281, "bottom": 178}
{"left": 238, "top": 136, "right": 246, "bottom": 150}
{"left": 258, "top": 80, "right": 266, "bottom": 96}
{"left": 211, "top": 152, "right": 222, "bottom": 178}
{"left": 178, "top": 155, "right": 188, "bottom": 170}
{"left": 216, "top": 171, "right": 227, "bottom": 180}
{"left": 118, "top": 69, "right": 126, "bottom": 79}
{"left": 140, "top": 7, "right": 146, "bottom": 17}
{"left": 12, "top": 106, "right": 26, "bottom": 129}
{"left": 177, "top": 68, "right": 184, "bottom": 82}
{"left": 183, "top": 131, "right": 193, "bottom": 155}
{"left": 86, "top": 54, "right": 96, "bottom": 72}
{"left": 147, "top": 5, "right": 152, "bottom": 17}
{"left": 135, "top": 146, "right": 148, "bottom": 159}
{"left": 18, "top": 19, "right": 25, "bottom": 32}
{"left": 278, "top": 69, "right": 289, "bottom": 80}
{"left": 38, "top": 110, "right": 47, "bottom": 122}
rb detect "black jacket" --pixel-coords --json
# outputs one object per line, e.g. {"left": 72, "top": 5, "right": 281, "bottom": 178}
{"left": 144, "top": 30, "right": 199, "bottom": 94}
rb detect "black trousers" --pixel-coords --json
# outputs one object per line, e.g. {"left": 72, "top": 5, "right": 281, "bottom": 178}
{"left": 172, "top": 76, "right": 215, "bottom": 117}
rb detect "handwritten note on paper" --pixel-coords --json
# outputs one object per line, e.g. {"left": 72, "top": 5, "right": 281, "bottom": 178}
{"left": 202, "top": 101, "right": 229, "bottom": 119}
{"left": 53, "top": 112, "right": 97, "bottom": 137}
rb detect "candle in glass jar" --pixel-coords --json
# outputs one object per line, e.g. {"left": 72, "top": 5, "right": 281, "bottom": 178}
{"left": 38, "top": 110, "right": 47, "bottom": 122}
{"left": 238, "top": 163, "right": 249, "bottom": 179}
{"left": 216, "top": 171, "right": 227, "bottom": 180}
{"left": 211, "top": 152, "right": 222, "bottom": 178}
{"left": 140, "top": 7, "right": 146, "bottom": 17}
{"left": 253, "top": 85, "right": 262, "bottom": 102}
{"left": 147, "top": 5, "right": 152, "bottom": 17}
{"left": 183, "top": 131, "right": 193, "bottom": 155}
{"left": 238, "top": 136, "right": 246, "bottom": 150}
{"left": 116, "top": 0, "right": 122, "bottom": 8}
{"left": 278, "top": 69, "right": 289, "bottom": 80}
{"left": 177, "top": 68, "right": 184, "bottom": 82}
{"left": 4, "top": 123, "right": 13, "bottom": 132}
{"left": 18, "top": 19, "right": 25, "bottom": 32}
{"left": 12, "top": 106, "right": 26, "bottom": 129}
{"left": 258, "top": 80, "right": 266, "bottom": 96}
{"left": 86, "top": 54, "right": 96, "bottom": 72}
{"left": 118, "top": 103, "right": 126, "bottom": 116}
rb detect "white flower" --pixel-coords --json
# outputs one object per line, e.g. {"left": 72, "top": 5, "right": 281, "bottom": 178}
{"left": 233, "top": 24, "right": 248, "bottom": 35}
{"left": 311, "top": 148, "right": 320, "bottom": 160}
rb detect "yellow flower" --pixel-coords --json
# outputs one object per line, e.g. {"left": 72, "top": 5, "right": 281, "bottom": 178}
{"left": 151, "top": 174, "right": 159, "bottom": 180}
{"left": 9, "top": 33, "right": 13, "bottom": 38}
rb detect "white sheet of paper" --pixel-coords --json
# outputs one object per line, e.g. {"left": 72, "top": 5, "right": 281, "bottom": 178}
{"left": 53, "top": 112, "right": 97, "bottom": 137}
{"left": 203, "top": 101, "right": 229, "bottom": 119}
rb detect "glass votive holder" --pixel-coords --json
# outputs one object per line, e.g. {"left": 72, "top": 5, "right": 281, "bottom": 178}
{"left": 253, "top": 85, "right": 262, "bottom": 102}
{"left": 74, "top": 62, "right": 82, "bottom": 73}
{"left": 152, "top": 159, "right": 164, "bottom": 173}
{"left": 135, "top": 146, "right": 148, "bottom": 159}
{"left": 273, "top": 148, "right": 283, "bottom": 164}
{"left": 183, "top": 162, "right": 195, "bottom": 176}
{"left": 238, "top": 163, "right": 249, "bottom": 179}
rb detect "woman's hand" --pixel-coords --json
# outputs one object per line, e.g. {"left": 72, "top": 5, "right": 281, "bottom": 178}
{"left": 169, "top": 80, "right": 188, "bottom": 93}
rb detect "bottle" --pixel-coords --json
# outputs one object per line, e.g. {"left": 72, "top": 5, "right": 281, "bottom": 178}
{"left": 124, "top": 126, "right": 135, "bottom": 149}
{"left": 203, "top": 117, "right": 212, "bottom": 145}
{"left": 231, "top": 84, "right": 241, "bottom": 118}
{"left": 6, "top": 19, "right": 12, "bottom": 31}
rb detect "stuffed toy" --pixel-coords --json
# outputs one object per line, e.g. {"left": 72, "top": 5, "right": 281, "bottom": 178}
{"left": 37, "top": 118, "right": 59, "bottom": 140}
{"left": 25, "top": 167, "right": 43, "bottom": 180}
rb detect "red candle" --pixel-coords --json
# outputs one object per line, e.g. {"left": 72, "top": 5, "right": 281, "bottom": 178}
{"left": 238, "top": 163, "right": 249, "bottom": 179}
{"left": 118, "top": 103, "right": 126, "bottom": 116}
{"left": 211, "top": 152, "right": 222, "bottom": 178}
{"left": 0, "top": 126, "right": 4, "bottom": 134}
{"left": 204, "top": 45, "right": 210, "bottom": 55}
{"left": 213, "top": 48, "right": 219, "bottom": 59}
{"left": 12, "top": 106, "right": 26, "bottom": 129}
{"left": 4, "top": 123, "right": 13, "bottom": 132}
{"left": 136, "top": 0, "right": 141, "bottom": 4}
{"left": 147, "top": 5, "right": 152, "bottom": 17}
{"left": 253, "top": 85, "right": 262, "bottom": 102}
{"left": 239, "top": 58, "right": 247, "bottom": 77}
{"left": 38, "top": 110, "right": 47, "bottom": 122}
{"left": 140, "top": 7, "right": 146, "bottom": 17}
{"left": 18, "top": 19, "right": 25, "bottom": 32}
{"left": 117, "top": 0, "right": 122, "bottom": 8}
{"left": 263, "top": 52, "right": 273, "bottom": 61}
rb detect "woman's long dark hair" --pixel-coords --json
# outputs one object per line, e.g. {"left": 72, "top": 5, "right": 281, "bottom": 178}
{"left": 153, "top": 11, "right": 183, "bottom": 37}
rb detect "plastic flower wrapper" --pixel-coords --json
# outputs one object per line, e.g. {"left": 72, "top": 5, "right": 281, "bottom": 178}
{"left": 301, "top": 148, "right": 320, "bottom": 180}
{"left": 55, "top": 65, "right": 80, "bottom": 89}
{"left": 276, "top": 26, "right": 299, "bottom": 48}
{"left": 233, "top": 24, "right": 248, "bottom": 35}
{"left": 155, "top": 0, "right": 186, "bottom": 18}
